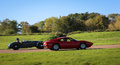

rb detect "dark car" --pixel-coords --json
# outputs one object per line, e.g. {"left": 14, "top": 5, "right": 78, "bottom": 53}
{"left": 43, "top": 37, "right": 93, "bottom": 50}
{"left": 8, "top": 40, "right": 44, "bottom": 50}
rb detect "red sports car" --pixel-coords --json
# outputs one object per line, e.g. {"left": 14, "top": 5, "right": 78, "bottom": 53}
{"left": 43, "top": 37, "right": 93, "bottom": 50}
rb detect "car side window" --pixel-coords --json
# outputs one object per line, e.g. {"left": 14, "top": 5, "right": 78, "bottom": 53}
{"left": 60, "top": 39, "right": 64, "bottom": 41}
{"left": 67, "top": 38, "right": 71, "bottom": 42}
{"left": 59, "top": 38, "right": 67, "bottom": 42}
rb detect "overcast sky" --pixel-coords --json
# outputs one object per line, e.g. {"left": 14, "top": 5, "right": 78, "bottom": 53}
{"left": 0, "top": 0, "right": 120, "bottom": 25}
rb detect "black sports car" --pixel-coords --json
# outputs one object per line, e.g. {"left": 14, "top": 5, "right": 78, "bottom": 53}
{"left": 8, "top": 40, "right": 44, "bottom": 50}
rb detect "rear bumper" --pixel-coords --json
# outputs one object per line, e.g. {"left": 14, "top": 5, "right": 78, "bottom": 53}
{"left": 43, "top": 45, "right": 52, "bottom": 49}
{"left": 43, "top": 45, "right": 48, "bottom": 49}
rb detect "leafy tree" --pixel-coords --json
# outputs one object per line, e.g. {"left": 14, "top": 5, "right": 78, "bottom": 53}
{"left": 19, "top": 21, "right": 30, "bottom": 33}
{"left": 0, "top": 18, "right": 18, "bottom": 34}
{"left": 85, "top": 18, "right": 96, "bottom": 31}
{"left": 94, "top": 15, "right": 109, "bottom": 30}
{"left": 44, "top": 17, "right": 58, "bottom": 32}
{"left": 68, "top": 12, "right": 90, "bottom": 21}
{"left": 34, "top": 21, "right": 45, "bottom": 32}
{"left": 52, "top": 16, "right": 73, "bottom": 34}
{"left": 107, "top": 14, "right": 120, "bottom": 22}
{"left": 29, "top": 25, "right": 39, "bottom": 33}
{"left": 88, "top": 12, "right": 100, "bottom": 18}
{"left": 109, "top": 15, "right": 120, "bottom": 30}
{"left": 108, "top": 22, "right": 116, "bottom": 30}
{"left": 85, "top": 15, "right": 109, "bottom": 31}
{"left": 71, "top": 19, "right": 86, "bottom": 31}
{"left": 115, "top": 15, "right": 120, "bottom": 30}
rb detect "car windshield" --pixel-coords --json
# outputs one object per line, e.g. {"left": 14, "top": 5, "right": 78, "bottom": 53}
{"left": 22, "top": 39, "right": 26, "bottom": 42}
{"left": 69, "top": 38, "right": 78, "bottom": 41}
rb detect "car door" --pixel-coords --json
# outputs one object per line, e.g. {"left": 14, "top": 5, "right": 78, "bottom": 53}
{"left": 58, "top": 38, "right": 67, "bottom": 48}
{"left": 59, "top": 38, "right": 72, "bottom": 48}
{"left": 21, "top": 41, "right": 29, "bottom": 47}
{"left": 67, "top": 38, "right": 78, "bottom": 48}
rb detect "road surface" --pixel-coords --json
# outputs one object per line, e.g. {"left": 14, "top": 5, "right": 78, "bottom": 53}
{"left": 0, "top": 44, "right": 120, "bottom": 53}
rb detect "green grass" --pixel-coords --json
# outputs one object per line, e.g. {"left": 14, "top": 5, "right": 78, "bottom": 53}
{"left": 69, "top": 31, "right": 120, "bottom": 45}
{"left": 0, "top": 48, "right": 120, "bottom": 65}
{"left": 0, "top": 35, "right": 56, "bottom": 49}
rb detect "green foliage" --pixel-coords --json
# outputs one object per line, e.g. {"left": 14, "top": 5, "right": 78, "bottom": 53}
{"left": 108, "top": 15, "right": 120, "bottom": 30}
{"left": 2, "top": 29, "right": 15, "bottom": 35}
{"left": 0, "top": 48, "right": 120, "bottom": 65}
{"left": 34, "top": 21, "right": 45, "bottom": 32}
{"left": 19, "top": 21, "right": 31, "bottom": 34}
{"left": 85, "top": 15, "right": 109, "bottom": 31}
{"left": 52, "top": 16, "right": 72, "bottom": 34}
{"left": 88, "top": 12, "right": 100, "bottom": 18}
{"left": 107, "top": 14, "right": 120, "bottom": 22}
{"left": 29, "top": 25, "right": 39, "bottom": 33}
{"left": 85, "top": 18, "right": 95, "bottom": 31}
{"left": 44, "top": 17, "right": 58, "bottom": 32}
{"left": 0, "top": 19, "right": 18, "bottom": 34}
{"left": 67, "top": 31, "right": 82, "bottom": 36}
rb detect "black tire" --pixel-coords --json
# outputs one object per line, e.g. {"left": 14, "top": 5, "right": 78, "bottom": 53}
{"left": 76, "top": 48, "right": 79, "bottom": 50}
{"left": 13, "top": 44, "right": 19, "bottom": 50}
{"left": 51, "top": 44, "right": 60, "bottom": 51}
{"left": 37, "top": 43, "right": 44, "bottom": 49}
{"left": 80, "top": 42, "right": 87, "bottom": 49}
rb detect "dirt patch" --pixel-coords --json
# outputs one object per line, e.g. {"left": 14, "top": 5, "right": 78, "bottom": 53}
{"left": 0, "top": 44, "right": 120, "bottom": 53}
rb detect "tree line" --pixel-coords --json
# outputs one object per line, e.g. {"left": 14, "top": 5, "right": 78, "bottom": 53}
{"left": 0, "top": 12, "right": 120, "bottom": 35}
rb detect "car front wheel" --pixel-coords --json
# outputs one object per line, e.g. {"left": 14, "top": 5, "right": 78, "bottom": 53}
{"left": 51, "top": 44, "right": 60, "bottom": 51}
{"left": 13, "top": 44, "right": 19, "bottom": 50}
{"left": 80, "top": 42, "right": 87, "bottom": 49}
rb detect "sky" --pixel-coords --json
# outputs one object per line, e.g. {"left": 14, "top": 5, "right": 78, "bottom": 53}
{"left": 0, "top": 0, "right": 120, "bottom": 25}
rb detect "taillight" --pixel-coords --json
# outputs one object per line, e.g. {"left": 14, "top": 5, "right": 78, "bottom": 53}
{"left": 43, "top": 42, "right": 47, "bottom": 45}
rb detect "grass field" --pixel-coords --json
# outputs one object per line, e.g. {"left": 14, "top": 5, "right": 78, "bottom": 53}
{"left": 69, "top": 31, "right": 120, "bottom": 46}
{"left": 0, "top": 31, "right": 120, "bottom": 49}
{"left": 0, "top": 48, "right": 120, "bottom": 65}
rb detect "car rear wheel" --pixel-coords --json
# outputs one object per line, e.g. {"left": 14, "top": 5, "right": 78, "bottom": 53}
{"left": 80, "top": 42, "right": 87, "bottom": 49}
{"left": 52, "top": 44, "right": 60, "bottom": 51}
{"left": 13, "top": 44, "right": 19, "bottom": 50}
{"left": 37, "top": 43, "right": 44, "bottom": 49}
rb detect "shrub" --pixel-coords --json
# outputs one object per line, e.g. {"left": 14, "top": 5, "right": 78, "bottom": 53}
{"left": 2, "top": 29, "right": 15, "bottom": 35}
{"left": 67, "top": 31, "right": 82, "bottom": 36}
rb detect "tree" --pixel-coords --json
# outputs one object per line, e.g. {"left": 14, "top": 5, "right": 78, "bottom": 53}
{"left": 19, "top": 21, "right": 30, "bottom": 33}
{"left": 68, "top": 12, "right": 89, "bottom": 21}
{"left": 52, "top": 16, "right": 73, "bottom": 34}
{"left": 88, "top": 12, "right": 100, "bottom": 18}
{"left": 29, "top": 25, "right": 39, "bottom": 33}
{"left": 109, "top": 15, "right": 120, "bottom": 30}
{"left": 107, "top": 14, "right": 120, "bottom": 22}
{"left": 34, "top": 21, "right": 45, "bottom": 32}
{"left": 0, "top": 18, "right": 18, "bottom": 34}
{"left": 44, "top": 17, "right": 58, "bottom": 32}
{"left": 115, "top": 15, "right": 120, "bottom": 30}
{"left": 94, "top": 15, "right": 109, "bottom": 30}
{"left": 71, "top": 19, "right": 86, "bottom": 31}
{"left": 85, "top": 15, "right": 109, "bottom": 31}
{"left": 85, "top": 18, "right": 96, "bottom": 31}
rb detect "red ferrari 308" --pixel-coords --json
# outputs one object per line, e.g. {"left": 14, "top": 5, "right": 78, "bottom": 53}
{"left": 43, "top": 37, "right": 93, "bottom": 50}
